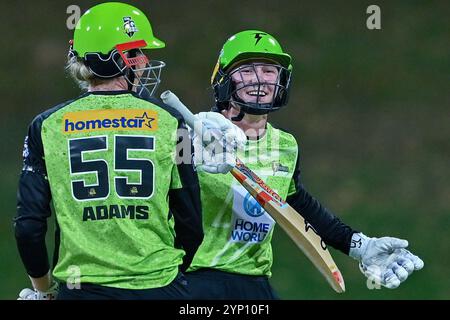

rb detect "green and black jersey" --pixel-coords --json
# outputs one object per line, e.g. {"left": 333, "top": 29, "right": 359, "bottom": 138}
{"left": 189, "top": 123, "right": 355, "bottom": 277}
{"left": 14, "top": 91, "right": 203, "bottom": 289}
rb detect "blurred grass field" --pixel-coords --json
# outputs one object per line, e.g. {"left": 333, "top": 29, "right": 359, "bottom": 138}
{"left": 1, "top": 0, "right": 449, "bottom": 299}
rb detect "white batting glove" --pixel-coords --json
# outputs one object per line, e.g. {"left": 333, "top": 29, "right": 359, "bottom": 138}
{"left": 349, "top": 233, "right": 424, "bottom": 289}
{"left": 18, "top": 281, "right": 59, "bottom": 300}
{"left": 192, "top": 112, "right": 246, "bottom": 174}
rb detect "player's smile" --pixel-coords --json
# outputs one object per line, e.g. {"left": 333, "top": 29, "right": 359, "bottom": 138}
{"left": 239, "top": 85, "right": 274, "bottom": 103}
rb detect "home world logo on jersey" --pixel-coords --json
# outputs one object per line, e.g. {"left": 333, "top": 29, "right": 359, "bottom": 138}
{"left": 62, "top": 109, "right": 158, "bottom": 133}
{"left": 230, "top": 186, "right": 275, "bottom": 244}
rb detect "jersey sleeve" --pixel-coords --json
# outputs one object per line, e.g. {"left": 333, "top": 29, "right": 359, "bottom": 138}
{"left": 287, "top": 175, "right": 298, "bottom": 196}
{"left": 168, "top": 120, "right": 204, "bottom": 272}
{"left": 14, "top": 115, "right": 51, "bottom": 278}
{"left": 286, "top": 143, "right": 358, "bottom": 255}
{"left": 170, "top": 160, "right": 183, "bottom": 190}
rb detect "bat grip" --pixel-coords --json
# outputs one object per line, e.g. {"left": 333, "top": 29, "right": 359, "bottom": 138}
{"left": 160, "top": 90, "right": 197, "bottom": 128}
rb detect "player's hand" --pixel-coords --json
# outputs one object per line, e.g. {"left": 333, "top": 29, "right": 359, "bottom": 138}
{"left": 17, "top": 281, "right": 59, "bottom": 300}
{"left": 349, "top": 233, "right": 424, "bottom": 289}
{"left": 192, "top": 112, "right": 246, "bottom": 174}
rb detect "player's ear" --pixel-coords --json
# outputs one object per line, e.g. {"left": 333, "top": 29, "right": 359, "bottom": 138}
{"left": 112, "top": 52, "right": 126, "bottom": 70}
{"left": 220, "top": 108, "right": 231, "bottom": 119}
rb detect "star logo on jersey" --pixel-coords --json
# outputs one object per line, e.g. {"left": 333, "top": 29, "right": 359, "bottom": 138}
{"left": 135, "top": 112, "right": 155, "bottom": 129}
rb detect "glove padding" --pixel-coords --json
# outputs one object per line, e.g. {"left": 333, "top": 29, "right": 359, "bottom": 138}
{"left": 192, "top": 112, "right": 247, "bottom": 174}
{"left": 350, "top": 233, "right": 424, "bottom": 289}
{"left": 18, "top": 281, "right": 59, "bottom": 300}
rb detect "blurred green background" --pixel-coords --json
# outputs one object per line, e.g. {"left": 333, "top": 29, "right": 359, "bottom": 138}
{"left": 1, "top": 0, "right": 449, "bottom": 299}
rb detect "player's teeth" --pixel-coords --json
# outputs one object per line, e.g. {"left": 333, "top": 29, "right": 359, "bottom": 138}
{"left": 248, "top": 91, "right": 266, "bottom": 96}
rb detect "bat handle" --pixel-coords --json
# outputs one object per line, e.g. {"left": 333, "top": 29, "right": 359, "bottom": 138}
{"left": 161, "top": 90, "right": 198, "bottom": 129}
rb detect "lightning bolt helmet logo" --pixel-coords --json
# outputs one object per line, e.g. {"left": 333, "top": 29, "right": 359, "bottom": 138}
{"left": 253, "top": 32, "right": 268, "bottom": 45}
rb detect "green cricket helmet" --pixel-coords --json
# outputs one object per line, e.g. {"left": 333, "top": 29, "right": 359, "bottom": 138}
{"left": 70, "top": 2, "right": 166, "bottom": 96}
{"left": 211, "top": 30, "right": 293, "bottom": 117}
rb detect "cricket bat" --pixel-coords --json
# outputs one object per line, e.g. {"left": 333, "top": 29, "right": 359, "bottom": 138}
{"left": 161, "top": 90, "right": 345, "bottom": 293}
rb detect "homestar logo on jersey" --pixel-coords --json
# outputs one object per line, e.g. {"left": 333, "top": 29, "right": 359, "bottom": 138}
{"left": 62, "top": 109, "right": 157, "bottom": 133}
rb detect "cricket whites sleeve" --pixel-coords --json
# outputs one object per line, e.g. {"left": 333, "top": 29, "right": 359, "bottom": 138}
{"left": 286, "top": 146, "right": 358, "bottom": 255}
{"left": 14, "top": 114, "right": 52, "bottom": 278}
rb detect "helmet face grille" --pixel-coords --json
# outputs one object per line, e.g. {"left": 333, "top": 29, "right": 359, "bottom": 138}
{"left": 129, "top": 59, "right": 165, "bottom": 97}
{"left": 113, "top": 49, "right": 165, "bottom": 97}
{"left": 213, "top": 62, "right": 291, "bottom": 115}
{"left": 83, "top": 43, "right": 165, "bottom": 97}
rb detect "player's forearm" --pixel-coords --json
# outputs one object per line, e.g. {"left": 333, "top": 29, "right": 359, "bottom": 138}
{"left": 15, "top": 170, "right": 52, "bottom": 278}
{"left": 29, "top": 271, "right": 53, "bottom": 291}
{"left": 15, "top": 225, "right": 50, "bottom": 279}
{"left": 169, "top": 155, "right": 204, "bottom": 270}
{"left": 169, "top": 186, "right": 204, "bottom": 267}
{"left": 178, "top": 241, "right": 202, "bottom": 272}
{"left": 15, "top": 213, "right": 50, "bottom": 278}
{"left": 169, "top": 189, "right": 204, "bottom": 254}
{"left": 286, "top": 184, "right": 357, "bottom": 254}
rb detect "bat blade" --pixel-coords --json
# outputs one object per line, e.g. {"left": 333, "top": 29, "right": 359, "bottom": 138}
{"left": 232, "top": 159, "right": 345, "bottom": 293}
{"left": 161, "top": 90, "right": 345, "bottom": 293}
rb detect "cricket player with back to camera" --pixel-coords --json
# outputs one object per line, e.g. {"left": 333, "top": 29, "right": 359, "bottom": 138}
{"left": 13, "top": 2, "right": 243, "bottom": 300}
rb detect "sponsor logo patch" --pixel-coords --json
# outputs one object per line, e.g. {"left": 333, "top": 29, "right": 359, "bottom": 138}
{"left": 62, "top": 109, "right": 157, "bottom": 133}
{"left": 243, "top": 193, "right": 265, "bottom": 217}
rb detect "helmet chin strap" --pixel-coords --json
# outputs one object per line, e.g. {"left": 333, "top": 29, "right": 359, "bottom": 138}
{"left": 231, "top": 109, "right": 246, "bottom": 122}
{"left": 229, "top": 96, "right": 272, "bottom": 121}
{"left": 229, "top": 99, "right": 246, "bottom": 122}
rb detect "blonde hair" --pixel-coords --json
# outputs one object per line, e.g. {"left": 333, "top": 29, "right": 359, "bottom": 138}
{"left": 66, "top": 56, "right": 111, "bottom": 90}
